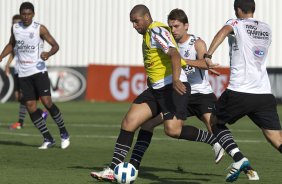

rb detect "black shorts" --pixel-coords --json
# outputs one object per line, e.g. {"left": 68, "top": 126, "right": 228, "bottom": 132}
{"left": 19, "top": 72, "right": 51, "bottom": 102}
{"left": 133, "top": 88, "right": 160, "bottom": 117}
{"left": 187, "top": 93, "right": 216, "bottom": 119}
{"left": 214, "top": 89, "right": 281, "bottom": 130}
{"left": 13, "top": 74, "right": 20, "bottom": 92}
{"left": 152, "top": 82, "right": 191, "bottom": 120}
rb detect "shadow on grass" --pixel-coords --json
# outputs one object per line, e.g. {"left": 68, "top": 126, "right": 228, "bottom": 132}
{"left": 69, "top": 164, "right": 223, "bottom": 184}
{"left": 0, "top": 140, "right": 38, "bottom": 147}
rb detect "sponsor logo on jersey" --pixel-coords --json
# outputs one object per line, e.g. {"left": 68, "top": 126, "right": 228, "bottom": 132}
{"left": 252, "top": 46, "right": 266, "bottom": 58}
{"left": 48, "top": 68, "right": 86, "bottom": 102}
{"left": 29, "top": 32, "right": 34, "bottom": 39}
{"left": 245, "top": 24, "right": 269, "bottom": 40}
{"left": 231, "top": 20, "right": 238, "bottom": 26}
{"left": 184, "top": 50, "right": 190, "bottom": 57}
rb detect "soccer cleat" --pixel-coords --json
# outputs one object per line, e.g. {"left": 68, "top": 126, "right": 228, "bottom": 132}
{"left": 9, "top": 122, "right": 22, "bottom": 130}
{"left": 226, "top": 157, "right": 250, "bottom": 182}
{"left": 244, "top": 166, "right": 259, "bottom": 180}
{"left": 90, "top": 167, "right": 115, "bottom": 182}
{"left": 60, "top": 132, "right": 70, "bottom": 149}
{"left": 213, "top": 142, "right": 225, "bottom": 164}
{"left": 42, "top": 110, "right": 48, "bottom": 120}
{"left": 38, "top": 138, "right": 55, "bottom": 149}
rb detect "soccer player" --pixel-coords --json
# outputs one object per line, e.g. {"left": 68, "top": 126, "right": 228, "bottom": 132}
{"left": 204, "top": 0, "right": 282, "bottom": 182}
{"left": 5, "top": 14, "right": 48, "bottom": 130}
{"left": 0, "top": 2, "right": 70, "bottom": 149}
{"left": 90, "top": 5, "right": 221, "bottom": 182}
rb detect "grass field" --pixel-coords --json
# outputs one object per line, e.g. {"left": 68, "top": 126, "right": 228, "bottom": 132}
{"left": 0, "top": 101, "right": 281, "bottom": 184}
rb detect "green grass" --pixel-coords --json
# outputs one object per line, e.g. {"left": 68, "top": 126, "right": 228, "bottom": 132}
{"left": 0, "top": 101, "right": 281, "bottom": 184}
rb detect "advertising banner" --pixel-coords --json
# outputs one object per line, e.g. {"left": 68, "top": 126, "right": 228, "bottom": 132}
{"left": 0, "top": 67, "right": 87, "bottom": 102}
{"left": 86, "top": 65, "right": 147, "bottom": 102}
{"left": 85, "top": 65, "right": 231, "bottom": 102}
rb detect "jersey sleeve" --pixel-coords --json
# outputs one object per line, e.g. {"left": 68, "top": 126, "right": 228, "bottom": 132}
{"left": 225, "top": 19, "right": 238, "bottom": 28}
{"left": 151, "top": 27, "right": 177, "bottom": 54}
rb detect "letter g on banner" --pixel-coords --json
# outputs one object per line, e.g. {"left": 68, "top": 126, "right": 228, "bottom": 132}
{"left": 110, "top": 67, "right": 130, "bottom": 101}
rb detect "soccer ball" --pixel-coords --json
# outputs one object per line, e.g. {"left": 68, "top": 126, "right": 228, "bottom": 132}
{"left": 114, "top": 162, "right": 138, "bottom": 184}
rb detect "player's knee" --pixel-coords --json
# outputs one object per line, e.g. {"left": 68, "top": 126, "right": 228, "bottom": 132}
{"left": 25, "top": 101, "right": 37, "bottom": 113}
{"left": 164, "top": 124, "right": 181, "bottom": 138}
{"left": 121, "top": 116, "right": 139, "bottom": 132}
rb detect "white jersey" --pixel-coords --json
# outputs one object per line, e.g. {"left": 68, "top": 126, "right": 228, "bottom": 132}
{"left": 178, "top": 35, "right": 213, "bottom": 94}
{"left": 13, "top": 21, "right": 47, "bottom": 77}
{"left": 226, "top": 18, "right": 272, "bottom": 94}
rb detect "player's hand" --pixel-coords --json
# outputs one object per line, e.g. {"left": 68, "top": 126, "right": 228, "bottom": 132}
{"left": 40, "top": 52, "right": 50, "bottom": 61}
{"left": 205, "top": 58, "right": 220, "bottom": 69}
{"left": 209, "top": 68, "right": 220, "bottom": 76}
{"left": 173, "top": 79, "right": 186, "bottom": 95}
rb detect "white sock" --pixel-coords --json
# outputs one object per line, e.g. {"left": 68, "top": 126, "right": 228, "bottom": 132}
{"left": 229, "top": 148, "right": 240, "bottom": 157}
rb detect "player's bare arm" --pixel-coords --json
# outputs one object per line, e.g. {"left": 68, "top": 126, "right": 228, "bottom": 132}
{"left": 205, "top": 25, "right": 232, "bottom": 70}
{"left": 167, "top": 47, "right": 186, "bottom": 95}
{"left": 5, "top": 52, "right": 15, "bottom": 75}
{"left": 40, "top": 25, "right": 59, "bottom": 61}
{"left": 0, "top": 27, "right": 16, "bottom": 62}
{"left": 192, "top": 38, "right": 220, "bottom": 75}
{"left": 206, "top": 25, "right": 233, "bottom": 62}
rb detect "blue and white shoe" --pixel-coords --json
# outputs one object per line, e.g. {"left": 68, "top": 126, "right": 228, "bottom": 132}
{"left": 226, "top": 157, "right": 250, "bottom": 182}
{"left": 38, "top": 138, "right": 55, "bottom": 149}
{"left": 60, "top": 132, "right": 70, "bottom": 149}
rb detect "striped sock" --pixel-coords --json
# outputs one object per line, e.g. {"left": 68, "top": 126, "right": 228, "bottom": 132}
{"left": 18, "top": 103, "right": 27, "bottom": 126}
{"left": 130, "top": 129, "right": 153, "bottom": 170}
{"left": 179, "top": 125, "right": 217, "bottom": 146}
{"left": 47, "top": 104, "right": 67, "bottom": 135}
{"left": 110, "top": 129, "right": 134, "bottom": 170}
{"left": 30, "top": 109, "right": 53, "bottom": 141}
{"left": 212, "top": 124, "right": 244, "bottom": 162}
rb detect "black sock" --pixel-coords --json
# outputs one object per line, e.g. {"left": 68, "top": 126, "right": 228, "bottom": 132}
{"left": 279, "top": 144, "right": 282, "bottom": 153}
{"left": 110, "top": 129, "right": 134, "bottom": 170}
{"left": 130, "top": 129, "right": 153, "bottom": 170}
{"left": 30, "top": 109, "right": 53, "bottom": 141}
{"left": 47, "top": 104, "right": 68, "bottom": 135}
{"left": 18, "top": 102, "right": 26, "bottom": 126}
{"left": 212, "top": 124, "right": 244, "bottom": 162}
{"left": 179, "top": 125, "right": 217, "bottom": 146}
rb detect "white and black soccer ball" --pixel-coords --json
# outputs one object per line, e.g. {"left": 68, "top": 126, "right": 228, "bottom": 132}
{"left": 114, "top": 162, "right": 138, "bottom": 184}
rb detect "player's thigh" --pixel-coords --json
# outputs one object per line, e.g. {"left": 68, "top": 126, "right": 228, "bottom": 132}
{"left": 188, "top": 93, "right": 216, "bottom": 119}
{"left": 33, "top": 72, "right": 51, "bottom": 97}
{"left": 133, "top": 88, "right": 160, "bottom": 117}
{"left": 153, "top": 83, "right": 190, "bottom": 121}
{"left": 248, "top": 94, "right": 281, "bottom": 130}
{"left": 19, "top": 76, "right": 37, "bottom": 102}
{"left": 213, "top": 90, "right": 248, "bottom": 125}
{"left": 121, "top": 102, "right": 153, "bottom": 131}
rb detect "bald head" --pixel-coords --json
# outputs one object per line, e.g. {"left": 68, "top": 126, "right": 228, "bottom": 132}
{"left": 130, "top": 4, "right": 151, "bottom": 18}
{"left": 130, "top": 4, "right": 153, "bottom": 35}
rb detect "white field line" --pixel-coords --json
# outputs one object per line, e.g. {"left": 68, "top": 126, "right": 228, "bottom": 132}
{"left": 0, "top": 122, "right": 262, "bottom": 132}
{"left": 0, "top": 131, "right": 266, "bottom": 143}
